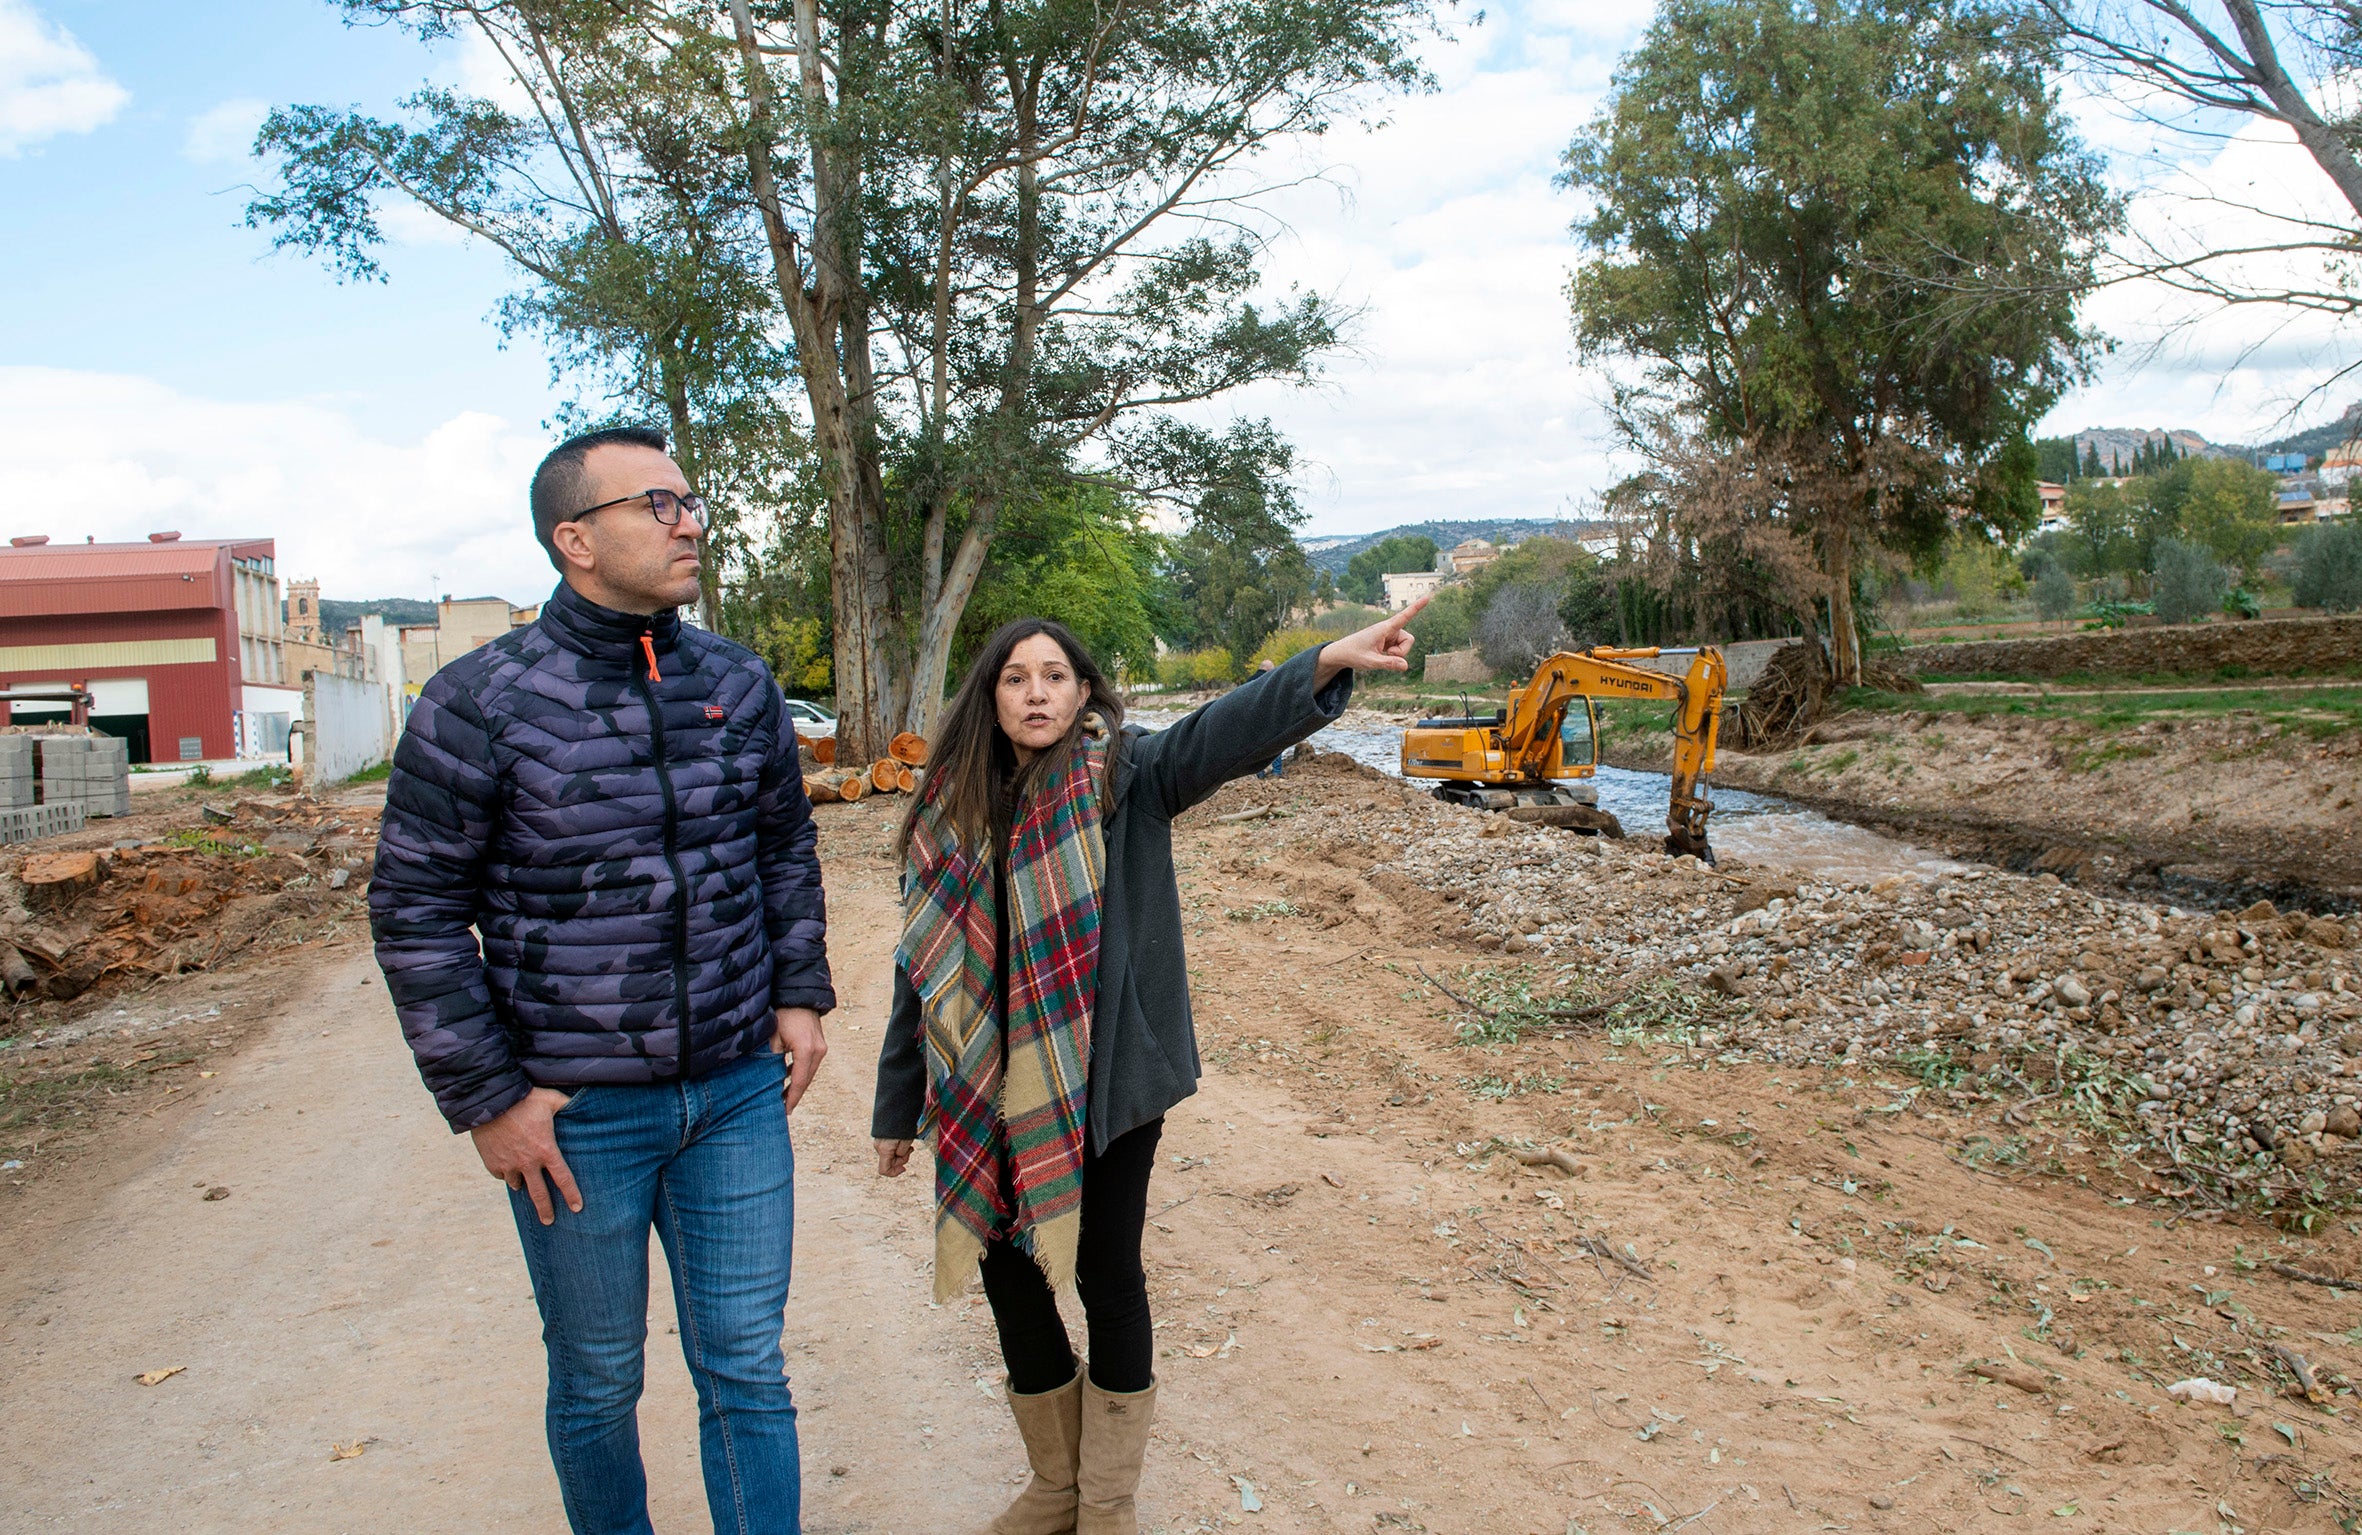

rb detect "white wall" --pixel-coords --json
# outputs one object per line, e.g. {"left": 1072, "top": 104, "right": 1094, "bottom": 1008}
{"left": 304, "top": 671, "right": 391, "bottom": 783}
{"left": 358, "top": 615, "right": 407, "bottom": 738}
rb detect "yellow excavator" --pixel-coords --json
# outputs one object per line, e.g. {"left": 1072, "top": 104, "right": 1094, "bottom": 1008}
{"left": 1399, "top": 646, "right": 1729, "bottom": 861}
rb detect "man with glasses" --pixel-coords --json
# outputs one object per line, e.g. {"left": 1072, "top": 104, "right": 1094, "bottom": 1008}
{"left": 371, "top": 425, "right": 834, "bottom": 1534}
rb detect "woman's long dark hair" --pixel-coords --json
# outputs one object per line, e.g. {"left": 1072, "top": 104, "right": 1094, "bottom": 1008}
{"left": 898, "top": 618, "right": 1126, "bottom": 859}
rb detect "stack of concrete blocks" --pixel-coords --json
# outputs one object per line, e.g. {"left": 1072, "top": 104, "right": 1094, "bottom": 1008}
{"left": 34, "top": 735, "right": 130, "bottom": 819}
{"left": 0, "top": 737, "right": 30, "bottom": 811}
{"left": 0, "top": 739, "right": 83, "bottom": 844}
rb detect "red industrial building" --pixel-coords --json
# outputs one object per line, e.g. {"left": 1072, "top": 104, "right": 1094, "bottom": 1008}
{"left": 0, "top": 534, "right": 288, "bottom": 763}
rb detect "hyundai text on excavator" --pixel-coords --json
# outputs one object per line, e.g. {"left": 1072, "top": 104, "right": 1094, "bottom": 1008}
{"left": 1398, "top": 646, "right": 1729, "bottom": 861}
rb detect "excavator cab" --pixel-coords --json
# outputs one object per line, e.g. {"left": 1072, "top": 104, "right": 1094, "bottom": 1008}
{"left": 1556, "top": 699, "right": 1598, "bottom": 772}
{"left": 1402, "top": 693, "right": 1609, "bottom": 823}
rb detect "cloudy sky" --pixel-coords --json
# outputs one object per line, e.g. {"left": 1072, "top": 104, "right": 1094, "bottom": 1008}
{"left": 1, "top": 0, "right": 2353, "bottom": 606}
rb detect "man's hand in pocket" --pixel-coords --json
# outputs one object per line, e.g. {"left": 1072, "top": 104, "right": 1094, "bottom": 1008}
{"left": 470, "top": 1087, "right": 581, "bottom": 1225}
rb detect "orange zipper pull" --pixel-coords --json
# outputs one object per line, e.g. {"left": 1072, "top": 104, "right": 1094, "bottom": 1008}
{"left": 640, "top": 633, "right": 661, "bottom": 681}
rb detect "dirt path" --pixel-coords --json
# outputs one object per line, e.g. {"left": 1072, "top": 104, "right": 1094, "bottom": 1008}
{"left": 11, "top": 774, "right": 2362, "bottom": 1532}
{"left": 0, "top": 878, "right": 1018, "bottom": 1533}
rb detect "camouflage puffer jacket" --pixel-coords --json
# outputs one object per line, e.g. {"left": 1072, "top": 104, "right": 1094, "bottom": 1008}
{"left": 370, "top": 581, "right": 835, "bottom": 1132}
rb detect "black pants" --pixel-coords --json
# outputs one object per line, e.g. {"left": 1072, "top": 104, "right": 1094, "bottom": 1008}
{"left": 978, "top": 1117, "right": 1164, "bottom": 1395}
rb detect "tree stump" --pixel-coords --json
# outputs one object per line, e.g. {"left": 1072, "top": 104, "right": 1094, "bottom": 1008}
{"left": 19, "top": 851, "right": 106, "bottom": 909}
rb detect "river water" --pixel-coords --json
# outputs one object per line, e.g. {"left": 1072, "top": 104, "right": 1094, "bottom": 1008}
{"left": 1131, "top": 705, "right": 1966, "bottom": 886}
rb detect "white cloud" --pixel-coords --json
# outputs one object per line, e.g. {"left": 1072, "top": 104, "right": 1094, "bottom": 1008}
{"left": 451, "top": 20, "right": 542, "bottom": 116}
{"left": 0, "top": 0, "right": 125, "bottom": 156}
{"left": 376, "top": 196, "right": 474, "bottom": 248}
{"left": 1183, "top": 10, "right": 1643, "bottom": 538}
{"left": 0, "top": 367, "right": 556, "bottom": 604}
{"left": 183, "top": 96, "right": 266, "bottom": 164}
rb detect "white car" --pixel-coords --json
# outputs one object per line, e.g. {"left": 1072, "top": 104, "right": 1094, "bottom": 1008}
{"left": 782, "top": 696, "right": 837, "bottom": 737}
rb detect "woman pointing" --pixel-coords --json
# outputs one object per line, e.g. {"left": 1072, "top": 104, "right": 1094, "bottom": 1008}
{"left": 873, "top": 600, "right": 1422, "bottom": 1534}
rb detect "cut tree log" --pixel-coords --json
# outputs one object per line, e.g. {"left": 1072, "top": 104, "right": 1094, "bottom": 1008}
{"left": 798, "top": 733, "right": 837, "bottom": 767}
{"left": 888, "top": 732, "right": 929, "bottom": 766}
{"left": 19, "top": 851, "right": 107, "bottom": 908}
{"left": 895, "top": 765, "right": 916, "bottom": 793}
{"left": 837, "top": 772, "right": 869, "bottom": 802}
{"left": 0, "top": 939, "right": 38, "bottom": 996}
{"left": 869, "top": 760, "right": 900, "bottom": 794}
{"left": 803, "top": 775, "right": 840, "bottom": 805}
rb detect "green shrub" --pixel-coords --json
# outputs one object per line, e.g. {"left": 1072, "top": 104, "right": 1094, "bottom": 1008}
{"left": 1157, "top": 647, "right": 1234, "bottom": 687}
{"left": 2033, "top": 563, "right": 2076, "bottom": 622}
{"left": 2294, "top": 522, "right": 2362, "bottom": 612}
{"left": 1248, "top": 627, "right": 1331, "bottom": 670}
{"left": 1312, "top": 603, "right": 1386, "bottom": 634}
{"left": 2151, "top": 537, "right": 2228, "bottom": 625}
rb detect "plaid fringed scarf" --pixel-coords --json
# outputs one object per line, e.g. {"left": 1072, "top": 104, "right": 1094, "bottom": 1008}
{"left": 898, "top": 728, "right": 1107, "bottom": 1302}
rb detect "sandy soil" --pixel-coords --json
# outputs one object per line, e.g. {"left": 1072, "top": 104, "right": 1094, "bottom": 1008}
{"left": 10, "top": 767, "right": 2362, "bottom": 1532}
{"left": 1616, "top": 704, "right": 2362, "bottom": 909}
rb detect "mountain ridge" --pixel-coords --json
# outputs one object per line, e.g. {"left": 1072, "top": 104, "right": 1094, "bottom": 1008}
{"left": 1299, "top": 518, "right": 1611, "bottom": 575}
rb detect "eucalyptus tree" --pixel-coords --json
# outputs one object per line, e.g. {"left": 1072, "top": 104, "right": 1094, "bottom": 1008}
{"left": 722, "top": 0, "right": 1437, "bottom": 752}
{"left": 247, "top": 2, "right": 800, "bottom": 632}
{"left": 255, "top": 0, "right": 1435, "bottom": 759}
{"left": 1563, "top": 0, "right": 2116, "bottom": 683}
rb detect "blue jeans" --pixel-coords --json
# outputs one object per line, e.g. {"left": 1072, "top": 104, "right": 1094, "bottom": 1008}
{"left": 510, "top": 1048, "right": 801, "bottom": 1535}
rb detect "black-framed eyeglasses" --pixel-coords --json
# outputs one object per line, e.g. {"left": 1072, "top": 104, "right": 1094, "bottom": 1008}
{"left": 570, "top": 487, "right": 707, "bottom": 526}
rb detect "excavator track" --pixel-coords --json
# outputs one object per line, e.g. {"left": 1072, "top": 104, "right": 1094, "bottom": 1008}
{"left": 1426, "top": 782, "right": 1624, "bottom": 836}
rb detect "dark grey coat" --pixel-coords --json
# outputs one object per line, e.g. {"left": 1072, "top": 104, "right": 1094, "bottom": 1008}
{"left": 872, "top": 644, "right": 1352, "bottom": 1152}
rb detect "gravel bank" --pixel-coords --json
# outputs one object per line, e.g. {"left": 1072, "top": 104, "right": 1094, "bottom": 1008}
{"left": 1225, "top": 749, "right": 2362, "bottom": 1214}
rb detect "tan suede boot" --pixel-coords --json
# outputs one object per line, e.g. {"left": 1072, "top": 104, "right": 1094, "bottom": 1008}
{"left": 1075, "top": 1378, "right": 1157, "bottom": 1535}
{"left": 983, "top": 1373, "right": 1084, "bottom": 1535}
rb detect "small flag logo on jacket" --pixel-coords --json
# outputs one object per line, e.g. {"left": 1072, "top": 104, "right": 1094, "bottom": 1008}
{"left": 705, "top": 705, "right": 727, "bottom": 721}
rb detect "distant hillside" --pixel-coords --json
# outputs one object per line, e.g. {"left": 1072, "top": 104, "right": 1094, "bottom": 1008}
{"left": 2066, "top": 427, "right": 2224, "bottom": 472}
{"left": 2054, "top": 405, "right": 2362, "bottom": 469}
{"left": 2244, "top": 402, "right": 2362, "bottom": 462}
{"left": 317, "top": 597, "right": 438, "bottom": 633}
{"left": 1302, "top": 519, "right": 1612, "bottom": 576}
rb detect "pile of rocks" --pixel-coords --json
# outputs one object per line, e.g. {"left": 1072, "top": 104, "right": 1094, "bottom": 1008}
{"left": 1229, "top": 753, "right": 2362, "bottom": 1205}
